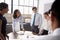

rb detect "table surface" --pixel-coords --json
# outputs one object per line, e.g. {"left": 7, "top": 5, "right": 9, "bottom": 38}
{"left": 7, "top": 31, "right": 40, "bottom": 40}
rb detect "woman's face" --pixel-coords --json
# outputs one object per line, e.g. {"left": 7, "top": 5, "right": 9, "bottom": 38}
{"left": 3, "top": 7, "right": 9, "bottom": 14}
{"left": 16, "top": 11, "right": 21, "bottom": 17}
{"left": 44, "top": 14, "right": 48, "bottom": 20}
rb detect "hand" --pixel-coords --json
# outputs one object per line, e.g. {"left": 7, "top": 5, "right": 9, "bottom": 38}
{"left": 23, "top": 29, "right": 25, "bottom": 31}
{"left": 13, "top": 31, "right": 17, "bottom": 35}
{"left": 13, "top": 32, "right": 18, "bottom": 38}
{"left": 39, "top": 29, "right": 43, "bottom": 35}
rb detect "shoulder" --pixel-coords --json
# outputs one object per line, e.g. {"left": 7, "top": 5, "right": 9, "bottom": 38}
{"left": 31, "top": 13, "right": 34, "bottom": 16}
{"left": 20, "top": 16, "right": 23, "bottom": 18}
{"left": 36, "top": 35, "right": 60, "bottom": 40}
{"left": 19, "top": 16, "right": 23, "bottom": 19}
{"left": 37, "top": 13, "right": 41, "bottom": 15}
{"left": 13, "top": 18, "right": 16, "bottom": 22}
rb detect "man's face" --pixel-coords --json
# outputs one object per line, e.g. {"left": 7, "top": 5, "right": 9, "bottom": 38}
{"left": 16, "top": 11, "right": 21, "bottom": 17}
{"left": 32, "top": 9, "right": 37, "bottom": 14}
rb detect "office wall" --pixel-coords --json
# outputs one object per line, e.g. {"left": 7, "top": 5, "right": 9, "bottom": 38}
{"left": 44, "top": 2, "right": 52, "bottom": 12}
{"left": 38, "top": 0, "right": 55, "bottom": 14}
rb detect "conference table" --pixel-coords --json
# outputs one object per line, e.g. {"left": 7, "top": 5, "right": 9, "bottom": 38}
{"left": 7, "top": 31, "right": 40, "bottom": 40}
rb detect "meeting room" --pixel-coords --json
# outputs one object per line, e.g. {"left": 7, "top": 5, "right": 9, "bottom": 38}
{"left": 0, "top": 0, "right": 60, "bottom": 40}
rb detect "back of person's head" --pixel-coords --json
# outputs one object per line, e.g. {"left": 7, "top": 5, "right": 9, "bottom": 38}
{"left": 0, "top": 2, "right": 8, "bottom": 11}
{"left": 50, "top": 0, "right": 60, "bottom": 27}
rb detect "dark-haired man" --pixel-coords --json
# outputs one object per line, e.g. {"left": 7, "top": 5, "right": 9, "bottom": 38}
{"left": 31, "top": 7, "right": 42, "bottom": 35}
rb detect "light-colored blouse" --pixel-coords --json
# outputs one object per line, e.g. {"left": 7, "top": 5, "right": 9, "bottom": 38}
{"left": 12, "top": 16, "right": 23, "bottom": 32}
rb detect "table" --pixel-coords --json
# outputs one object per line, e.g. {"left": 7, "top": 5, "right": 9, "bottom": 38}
{"left": 7, "top": 31, "right": 39, "bottom": 40}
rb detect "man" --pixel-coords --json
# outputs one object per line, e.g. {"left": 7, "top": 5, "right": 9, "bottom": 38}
{"left": 0, "top": 2, "right": 9, "bottom": 40}
{"left": 31, "top": 7, "right": 42, "bottom": 34}
{"left": 30, "top": 0, "right": 60, "bottom": 40}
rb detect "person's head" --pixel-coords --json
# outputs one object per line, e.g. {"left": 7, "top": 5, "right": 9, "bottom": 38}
{"left": 44, "top": 12, "right": 50, "bottom": 20}
{"left": 0, "top": 2, "right": 8, "bottom": 15}
{"left": 13, "top": 9, "right": 21, "bottom": 19}
{"left": 32, "top": 7, "right": 37, "bottom": 14}
{"left": 50, "top": 0, "right": 60, "bottom": 31}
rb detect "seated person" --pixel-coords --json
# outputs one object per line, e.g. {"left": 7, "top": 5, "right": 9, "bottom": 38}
{"left": 39, "top": 12, "right": 51, "bottom": 35}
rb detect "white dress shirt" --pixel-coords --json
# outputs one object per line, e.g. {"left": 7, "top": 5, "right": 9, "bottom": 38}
{"left": 12, "top": 16, "right": 23, "bottom": 32}
{"left": 30, "top": 13, "right": 42, "bottom": 28}
{"left": 39, "top": 18, "right": 51, "bottom": 33}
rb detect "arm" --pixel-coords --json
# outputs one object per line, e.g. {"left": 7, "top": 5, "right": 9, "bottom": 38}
{"left": 20, "top": 17, "right": 24, "bottom": 30}
{"left": 30, "top": 14, "right": 33, "bottom": 26}
{"left": 0, "top": 19, "right": 5, "bottom": 40}
{"left": 38, "top": 14, "right": 42, "bottom": 28}
{"left": 12, "top": 19, "right": 16, "bottom": 32}
{"left": 12, "top": 19, "right": 17, "bottom": 37}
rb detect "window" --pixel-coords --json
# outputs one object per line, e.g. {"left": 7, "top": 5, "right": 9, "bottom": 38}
{"left": 29, "top": 0, "right": 33, "bottom": 6}
{"left": 13, "top": 0, "right": 38, "bottom": 14}
{"left": 0, "top": 0, "right": 11, "bottom": 13}
{"left": 13, "top": 6, "right": 18, "bottom": 12}
{"left": 29, "top": 7, "right": 32, "bottom": 14}
{"left": 34, "top": 0, "right": 38, "bottom": 7}
{"left": 24, "top": 7, "right": 29, "bottom": 14}
{"left": 24, "top": 0, "right": 29, "bottom": 6}
{"left": 0, "top": 0, "right": 38, "bottom": 14}
{"left": 18, "top": 6, "right": 24, "bottom": 14}
{"left": 19, "top": 0, "right": 24, "bottom": 5}
{"left": 0, "top": 0, "right": 4, "bottom": 3}
{"left": 13, "top": 0, "right": 18, "bottom": 6}
{"left": 5, "top": 0, "right": 11, "bottom": 13}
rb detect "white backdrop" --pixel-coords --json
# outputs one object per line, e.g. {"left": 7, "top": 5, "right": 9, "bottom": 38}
{"left": 38, "top": 0, "right": 55, "bottom": 14}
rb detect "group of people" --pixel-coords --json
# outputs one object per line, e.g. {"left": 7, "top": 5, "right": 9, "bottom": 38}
{"left": 0, "top": 0, "right": 60, "bottom": 40}
{"left": 30, "top": 7, "right": 51, "bottom": 35}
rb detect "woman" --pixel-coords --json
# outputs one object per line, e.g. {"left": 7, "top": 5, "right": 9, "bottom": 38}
{"left": 0, "top": 2, "right": 9, "bottom": 40}
{"left": 12, "top": 9, "right": 24, "bottom": 33}
{"left": 39, "top": 12, "right": 51, "bottom": 35}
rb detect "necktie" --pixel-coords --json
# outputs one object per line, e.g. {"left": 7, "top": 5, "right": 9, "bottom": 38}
{"left": 32, "top": 14, "right": 36, "bottom": 27}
